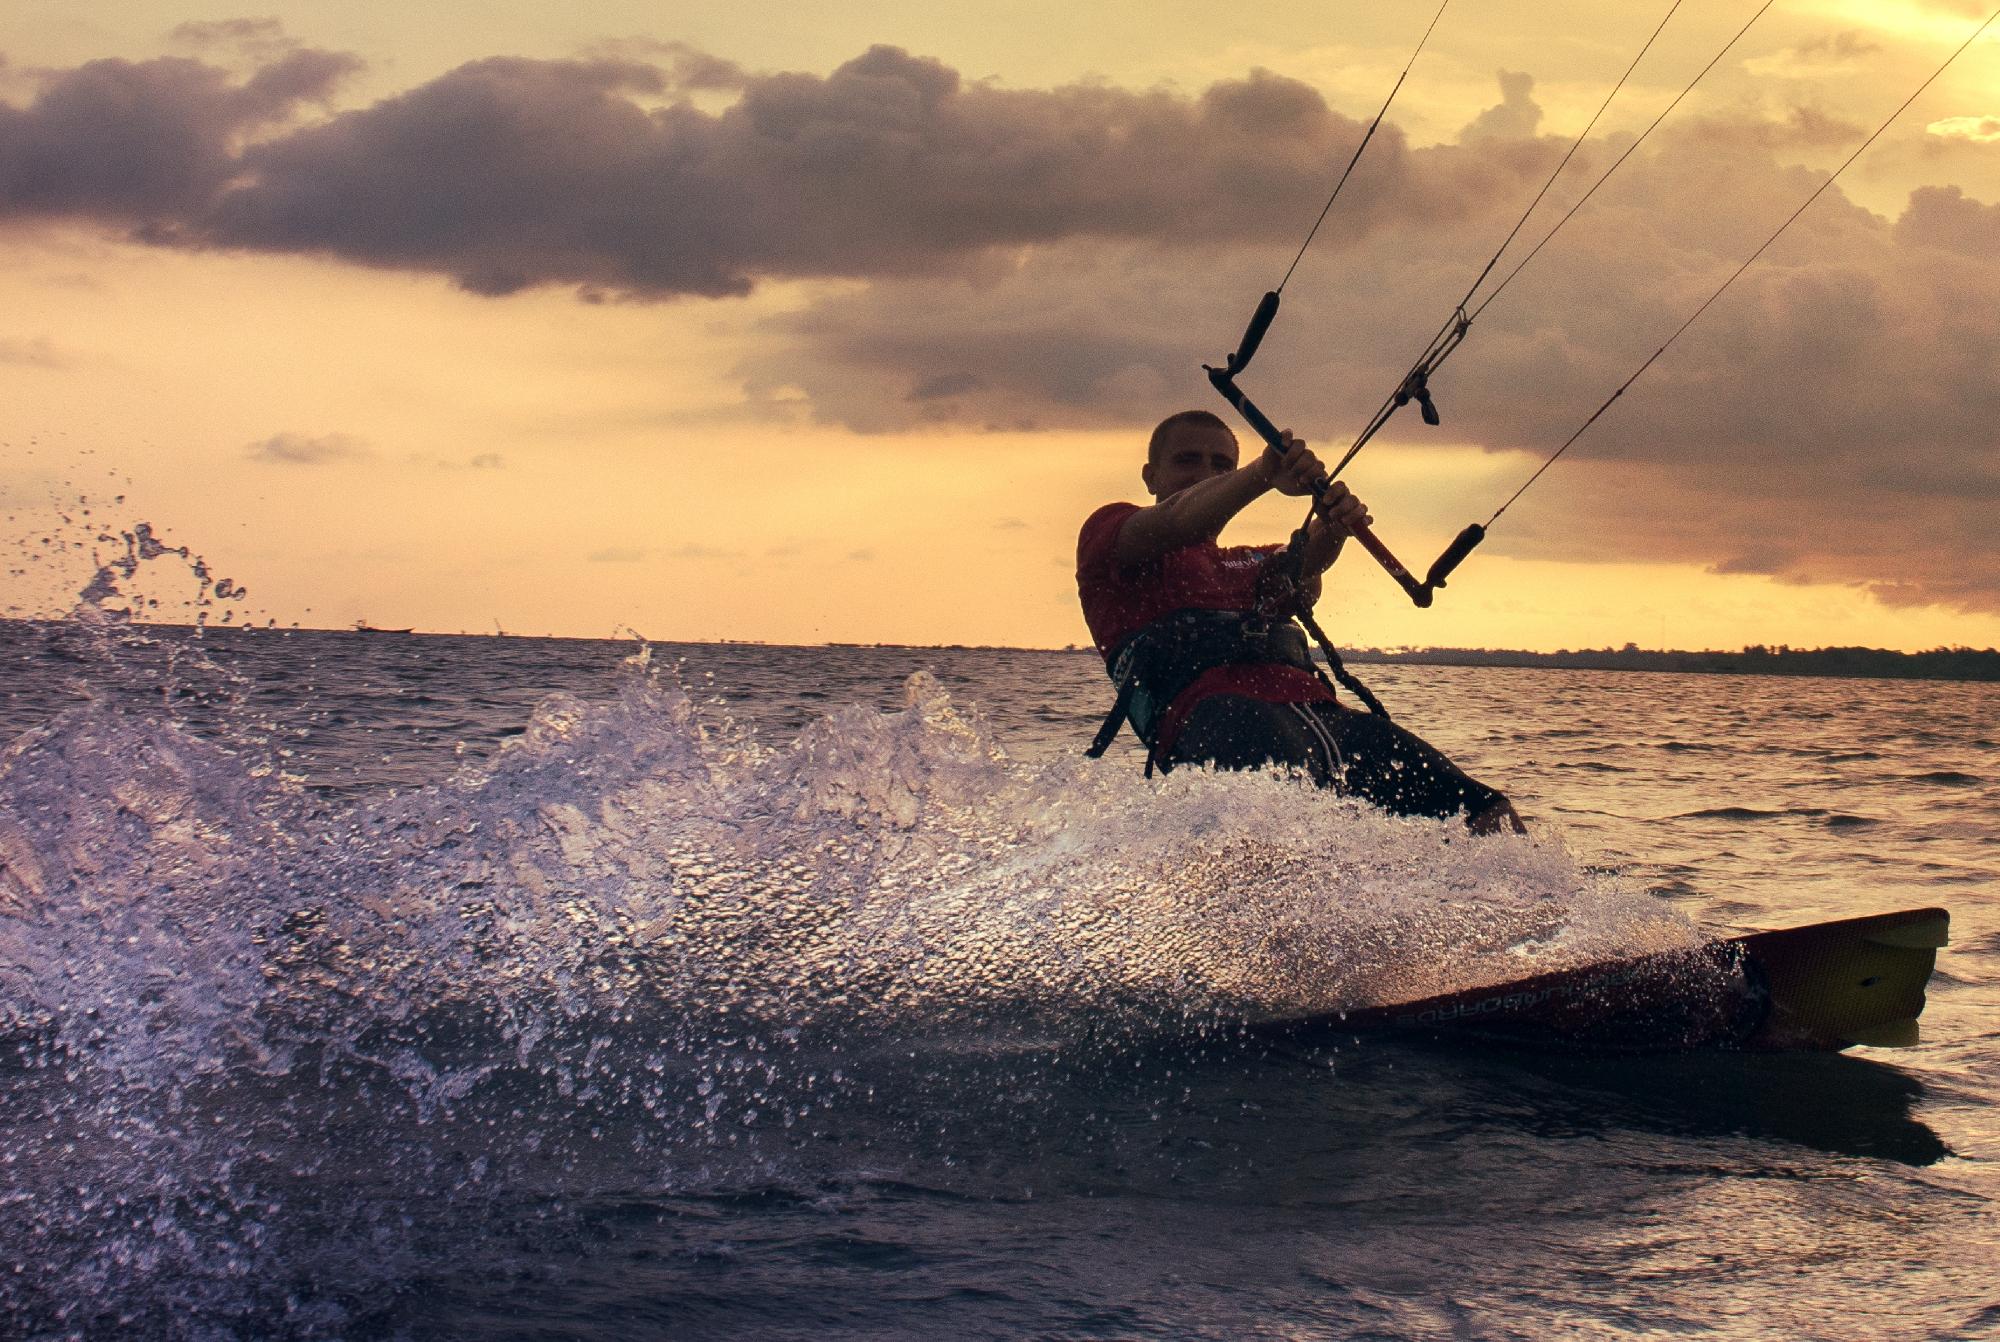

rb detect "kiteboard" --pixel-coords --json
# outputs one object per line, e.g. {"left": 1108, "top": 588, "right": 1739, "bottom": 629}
{"left": 1258, "top": 907, "right": 1949, "bottom": 1053}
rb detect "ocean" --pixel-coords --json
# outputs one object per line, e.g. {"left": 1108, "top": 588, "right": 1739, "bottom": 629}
{"left": 1, "top": 618, "right": 1995, "bottom": 1340}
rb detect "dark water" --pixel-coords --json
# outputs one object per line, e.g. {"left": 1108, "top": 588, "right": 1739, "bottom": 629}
{"left": 1, "top": 616, "right": 1995, "bottom": 1340}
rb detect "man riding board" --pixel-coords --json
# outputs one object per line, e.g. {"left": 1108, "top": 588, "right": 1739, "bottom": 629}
{"left": 1077, "top": 409, "right": 1524, "bottom": 835}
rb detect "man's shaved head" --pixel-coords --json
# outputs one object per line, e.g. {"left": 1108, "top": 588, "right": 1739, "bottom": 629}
{"left": 1147, "top": 409, "right": 1236, "bottom": 465}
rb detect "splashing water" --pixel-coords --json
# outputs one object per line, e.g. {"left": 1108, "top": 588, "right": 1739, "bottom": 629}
{"left": 0, "top": 652, "right": 1695, "bottom": 1330}
{"left": 0, "top": 531, "right": 1703, "bottom": 1334}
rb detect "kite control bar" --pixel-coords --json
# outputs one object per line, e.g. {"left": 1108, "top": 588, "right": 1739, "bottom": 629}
{"left": 1204, "top": 291, "right": 1485, "bottom": 608}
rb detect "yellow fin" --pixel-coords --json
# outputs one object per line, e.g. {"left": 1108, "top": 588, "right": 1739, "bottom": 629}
{"left": 1865, "top": 915, "right": 1950, "bottom": 950}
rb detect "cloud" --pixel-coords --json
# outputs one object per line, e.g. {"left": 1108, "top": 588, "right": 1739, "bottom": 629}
{"left": 587, "top": 545, "right": 648, "bottom": 563}
{"left": 576, "top": 37, "right": 747, "bottom": 90}
{"left": 0, "top": 336, "right": 64, "bottom": 367}
{"left": 1893, "top": 183, "right": 2000, "bottom": 253}
{"left": 1706, "top": 544, "right": 1799, "bottom": 576}
{"left": 1926, "top": 114, "right": 2000, "bottom": 143}
{"left": 410, "top": 450, "right": 509, "bottom": 470}
{"left": 1458, "top": 70, "right": 1540, "bottom": 142}
{"left": 1743, "top": 31, "right": 1884, "bottom": 79}
{"left": 246, "top": 431, "right": 368, "bottom": 464}
{"left": 169, "top": 18, "right": 298, "bottom": 60}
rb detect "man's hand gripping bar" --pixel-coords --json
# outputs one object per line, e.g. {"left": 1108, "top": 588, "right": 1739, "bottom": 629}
{"left": 1204, "top": 292, "right": 1485, "bottom": 608}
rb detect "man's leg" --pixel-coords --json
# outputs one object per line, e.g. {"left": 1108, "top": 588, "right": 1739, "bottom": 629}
{"left": 1163, "top": 694, "right": 1334, "bottom": 783}
{"left": 1311, "top": 703, "right": 1525, "bottom": 833}
{"left": 1162, "top": 695, "right": 1525, "bottom": 833}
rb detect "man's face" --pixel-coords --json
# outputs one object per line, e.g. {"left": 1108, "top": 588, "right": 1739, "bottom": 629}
{"left": 1142, "top": 423, "right": 1240, "bottom": 501}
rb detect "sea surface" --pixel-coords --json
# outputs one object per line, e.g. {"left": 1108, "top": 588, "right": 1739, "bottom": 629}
{"left": 1, "top": 615, "right": 1996, "bottom": 1340}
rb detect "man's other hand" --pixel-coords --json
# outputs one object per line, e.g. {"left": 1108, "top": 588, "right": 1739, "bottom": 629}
{"left": 1312, "top": 481, "right": 1372, "bottom": 539}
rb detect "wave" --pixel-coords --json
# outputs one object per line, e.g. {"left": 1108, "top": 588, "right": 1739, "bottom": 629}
{"left": 1671, "top": 806, "right": 1830, "bottom": 821}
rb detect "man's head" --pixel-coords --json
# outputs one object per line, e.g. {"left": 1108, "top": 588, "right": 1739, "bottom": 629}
{"left": 1143, "top": 410, "right": 1240, "bottom": 500}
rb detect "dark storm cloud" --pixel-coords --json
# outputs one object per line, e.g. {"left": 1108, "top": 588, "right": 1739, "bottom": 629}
{"left": 204, "top": 55, "right": 685, "bottom": 296}
{"left": 0, "top": 42, "right": 1547, "bottom": 295}
{"left": 0, "top": 48, "right": 360, "bottom": 224}
{"left": 214, "top": 43, "right": 1396, "bottom": 296}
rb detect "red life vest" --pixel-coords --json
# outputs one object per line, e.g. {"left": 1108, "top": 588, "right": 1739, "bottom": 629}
{"left": 1076, "top": 502, "right": 1334, "bottom": 757}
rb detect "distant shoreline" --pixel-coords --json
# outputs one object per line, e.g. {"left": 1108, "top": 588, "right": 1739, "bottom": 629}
{"left": 1337, "top": 645, "right": 2000, "bottom": 683}
{"left": 798, "top": 638, "right": 2000, "bottom": 683}
{"left": 6, "top": 620, "right": 1995, "bottom": 683}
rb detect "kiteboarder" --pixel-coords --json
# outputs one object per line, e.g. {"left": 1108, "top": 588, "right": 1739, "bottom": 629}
{"left": 1078, "top": 409, "right": 1525, "bottom": 835}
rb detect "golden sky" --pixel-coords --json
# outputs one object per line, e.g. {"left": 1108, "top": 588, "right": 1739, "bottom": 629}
{"left": 2, "top": 1, "right": 1997, "bottom": 650}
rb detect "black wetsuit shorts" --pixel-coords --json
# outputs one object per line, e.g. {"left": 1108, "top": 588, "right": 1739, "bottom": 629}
{"left": 1163, "top": 694, "right": 1506, "bottom": 821}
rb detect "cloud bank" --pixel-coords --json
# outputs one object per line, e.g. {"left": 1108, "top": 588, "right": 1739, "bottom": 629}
{"left": 0, "top": 43, "right": 1542, "bottom": 295}
{"left": 3, "top": 40, "right": 1997, "bottom": 610}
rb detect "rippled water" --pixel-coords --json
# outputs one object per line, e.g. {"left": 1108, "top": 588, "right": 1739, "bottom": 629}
{"left": 1, "top": 617, "right": 1995, "bottom": 1340}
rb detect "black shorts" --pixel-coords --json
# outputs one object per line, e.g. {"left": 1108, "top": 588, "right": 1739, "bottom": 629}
{"left": 1163, "top": 694, "right": 1506, "bottom": 821}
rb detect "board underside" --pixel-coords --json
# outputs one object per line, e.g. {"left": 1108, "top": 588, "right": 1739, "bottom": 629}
{"left": 1261, "top": 907, "right": 1949, "bottom": 1054}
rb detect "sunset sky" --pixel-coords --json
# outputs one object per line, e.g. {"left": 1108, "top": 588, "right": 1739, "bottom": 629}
{"left": 2, "top": 1, "right": 1996, "bottom": 650}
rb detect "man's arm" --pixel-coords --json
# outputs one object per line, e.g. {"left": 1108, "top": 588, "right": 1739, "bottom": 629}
{"left": 1113, "top": 433, "right": 1327, "bottom": 568}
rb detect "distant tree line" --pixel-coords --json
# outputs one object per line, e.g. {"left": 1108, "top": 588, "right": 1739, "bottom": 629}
{"left": 1341, "top": 644, "right": 2000, "bottom": 682}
